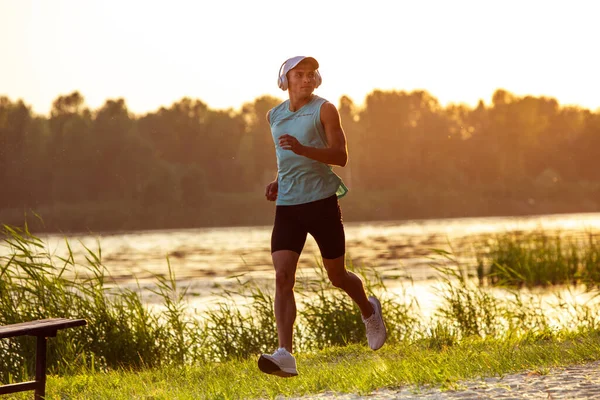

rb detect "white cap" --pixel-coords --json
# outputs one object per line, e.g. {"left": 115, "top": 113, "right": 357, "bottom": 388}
{"left": 282, "top": 56, "right": 319, "bottom": 73}
{"left": 278, "top": 56, "right": 320, "bottom": 90}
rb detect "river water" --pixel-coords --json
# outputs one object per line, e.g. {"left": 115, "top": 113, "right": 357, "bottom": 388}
{"left": 11, "top": 212, "right": 595, "bottom": 316}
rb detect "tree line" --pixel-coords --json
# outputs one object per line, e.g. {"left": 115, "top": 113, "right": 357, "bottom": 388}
{"left": 0, "top": 89, "right": 599, "bottom": 232}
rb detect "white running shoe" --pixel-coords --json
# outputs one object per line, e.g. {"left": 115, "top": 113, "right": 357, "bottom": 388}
{"left": 363, "top": 296, "right": 387, "bottom": 350}
{"left": 258, "top": 347, "right": 298, "bottom": 377}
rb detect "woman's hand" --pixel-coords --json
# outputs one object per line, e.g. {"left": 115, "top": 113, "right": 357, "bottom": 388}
{"left": 265, "top": 180, "right": 278, "bottom": 201}
{"left": 278, "top": 134, "right": 305, "bottom": 155}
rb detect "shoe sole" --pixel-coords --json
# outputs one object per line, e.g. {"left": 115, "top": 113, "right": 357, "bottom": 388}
{"left": 369, "top": 296, "right": 387, "bottom": 351}
{"left": 258, "top": 355, "right": 298, "bottom": 378}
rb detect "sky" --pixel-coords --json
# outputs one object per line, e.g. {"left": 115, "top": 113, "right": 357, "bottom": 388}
{"left": 1, "top": 0, "right": 599, "bottom": 116}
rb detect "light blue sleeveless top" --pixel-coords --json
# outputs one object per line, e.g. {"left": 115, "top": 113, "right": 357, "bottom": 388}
{"left": 269, "top": 95, "right": 348, "bottom": 206}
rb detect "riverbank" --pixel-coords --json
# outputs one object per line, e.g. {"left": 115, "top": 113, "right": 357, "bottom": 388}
{"left": 7, "top": 333, "right": 600, "bottom": 399}
{"left": 3, "top": 223, "right": 600, "bottom": 399}
{"left": 2, "top": 183, "right": 599, "bottom": 235}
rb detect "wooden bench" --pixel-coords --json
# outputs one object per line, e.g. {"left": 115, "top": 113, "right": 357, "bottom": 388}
{"left": 0, "top": 318, "right": 87, "bottom": 399}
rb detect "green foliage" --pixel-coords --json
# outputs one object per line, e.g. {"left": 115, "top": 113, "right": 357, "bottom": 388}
{"left": 0, "top": 224, "right": 198, "bottom": 381}
{"left": 419, "top": 321, "right": 459, "bottom": 350}
{"left": 478, "top": 232, "right": 600, "bottom": 288}
{"left": 1, "top": 89, "right": 600, "bottom": 232}
{"left": 296, "top": 261, "right": 367, "bottom": 349}
{"left": 433, "top": 250, "right": 502, "bottom": 338}
{"left": 3, "top": 332, "right": 599, "bottom": 399}
{"left": 201, "top": 276, "right": 278, "bottom": 361}
{"left": 0, "top": 225, "right": 418, "bottom": 382}
{"left": 3, "top": 225, "right": 600, "bottom": 388}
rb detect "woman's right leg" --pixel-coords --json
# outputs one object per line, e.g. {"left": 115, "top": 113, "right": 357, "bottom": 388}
{"left": 272, "top": 250, "right": 300, "bottom": 352}
{"left": 258, "top": 206, "right": 306, "bottom": 377}
{"left": 270, "top": 204, "right": 306, "bottom": 353}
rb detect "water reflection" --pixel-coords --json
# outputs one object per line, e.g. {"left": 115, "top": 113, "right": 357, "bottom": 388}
{"left": 3, "top": 212, "right": 600, "bottom": 314}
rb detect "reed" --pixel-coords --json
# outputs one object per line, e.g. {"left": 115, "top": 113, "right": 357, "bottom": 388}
{"left": 0, "top": 224, "right": 420, "bottom": 382}
{"left": 478, "top": 231, "right": 600, "bottom": 288}
{"left": 2, "top": 224, "right": 600, "bottom": 387}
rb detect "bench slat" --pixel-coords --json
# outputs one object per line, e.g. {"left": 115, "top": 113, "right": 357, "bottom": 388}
{"left": 0, "top": 381, "right": 37, "bottom": 394}
{"left": 0, "top": 318, "right": 87, "bottom": 339}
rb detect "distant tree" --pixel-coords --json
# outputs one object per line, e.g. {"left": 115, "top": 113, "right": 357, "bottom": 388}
{"left": 240, "top": 95, "right": 281, "bottom": 190}
{"left": 179, "top": 164, "right": 207, "bottom": 206}
{"left": 138, "top": 98, "right": 210, "bottom": 166}
{"left": 572, "top": 113, "right": 600, "bottom": 181}
{"left": 203, "top": 108, "right": 246, "bottom": 191}
{"left": 338, "top": 95, "right": 360, "bottom": 188}
{"left": 2, "top": 87, "right": 599, "bottom": 231}
{"left": 357, "top": 90, "right": 410, "bottom": 189}
{"left": 460, "top": 100, "right": 495, "bottom": 184}
{"left": 0, "top": 98, "right": 37, "bottom": 208}
{"left": 90, "top": 98, "right": 149, "bottom": 202}
{"left": 357, "top": 89, "right": 447, "bottom": 189}
{"left": 47, "top": 91, "right": 93, "bottom": 203}
{"left": 408, "top": 91, "right": 457, "bottom": 184}
{"left": 543, "top": 106, "right": 590, "bottom": 181}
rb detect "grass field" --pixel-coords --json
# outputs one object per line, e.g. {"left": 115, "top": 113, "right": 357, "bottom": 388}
{"left": 5, "top": 332, "right": 600, "bottom": 399}
{"left": 2, "top": 224, "right": 600, "bottom": 399}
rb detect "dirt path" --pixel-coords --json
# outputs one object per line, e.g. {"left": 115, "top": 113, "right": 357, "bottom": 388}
{"left": 290, "top": 360, "right": 600, "bottom": 399}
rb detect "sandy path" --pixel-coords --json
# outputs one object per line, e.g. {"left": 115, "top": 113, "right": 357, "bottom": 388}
{"left": 289, "top": 360, "right": 600, "bottom": 399}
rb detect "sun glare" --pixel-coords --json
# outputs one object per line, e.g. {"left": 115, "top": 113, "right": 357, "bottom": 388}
{"left": 1, "top": 0, "right": 598, "bottom": 114}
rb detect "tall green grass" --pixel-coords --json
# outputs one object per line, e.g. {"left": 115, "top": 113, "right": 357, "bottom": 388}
{"left": 294, "top": 261, "right": 421, "bottom": 350}
{"left": 477, "top": 231, "right": 600, "bottom": 288}
{"left": 40, "top": 333, "right": 600, "bottom": 399}
{"left": 0, "top": 224, "right": 206, "bottom": 380}
{"left": 2, "top": 223, "right": 600, "bottom": 387}
{"left": 0, "top": 224, "right": 420, "bottom": 383}
{"left": 435, "top": 248, "right": 600, "bottom": 339}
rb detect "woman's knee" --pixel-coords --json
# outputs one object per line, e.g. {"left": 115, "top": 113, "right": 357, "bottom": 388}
{"left": 327, "top": 269, "right": 348, "bottom": 288}
{"left": 275, "top": 269, "right": 296, "bottom": 291}
{"left": 323, "top": 256, "right": 347, "bottom": 288}
{"left": 272, "top": 250, "right": 299, "bottom": 291}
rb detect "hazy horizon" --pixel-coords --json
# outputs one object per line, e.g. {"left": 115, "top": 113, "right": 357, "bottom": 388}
{"left": 2, "top": 0, "right": 599, "bottom": 115}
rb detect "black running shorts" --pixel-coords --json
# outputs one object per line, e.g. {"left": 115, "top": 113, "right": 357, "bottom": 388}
{"left": 271, "top": 194, "right": 345, "bottom": 259}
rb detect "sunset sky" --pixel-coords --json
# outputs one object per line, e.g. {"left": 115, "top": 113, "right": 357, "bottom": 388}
{"left": 1, "top": 0, "right": 598, "bottom": 116}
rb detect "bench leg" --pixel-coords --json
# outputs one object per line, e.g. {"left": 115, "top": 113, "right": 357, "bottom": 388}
{"left": 34, "top": 335, "right": 47, "bottom": 400}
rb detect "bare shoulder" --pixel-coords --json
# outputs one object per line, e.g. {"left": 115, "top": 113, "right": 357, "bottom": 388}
{"left": 266, "top": 109, "right": 271, "bottom": 124}
{"left": 320, "top": 101, "right": 341, "bottom": 124}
